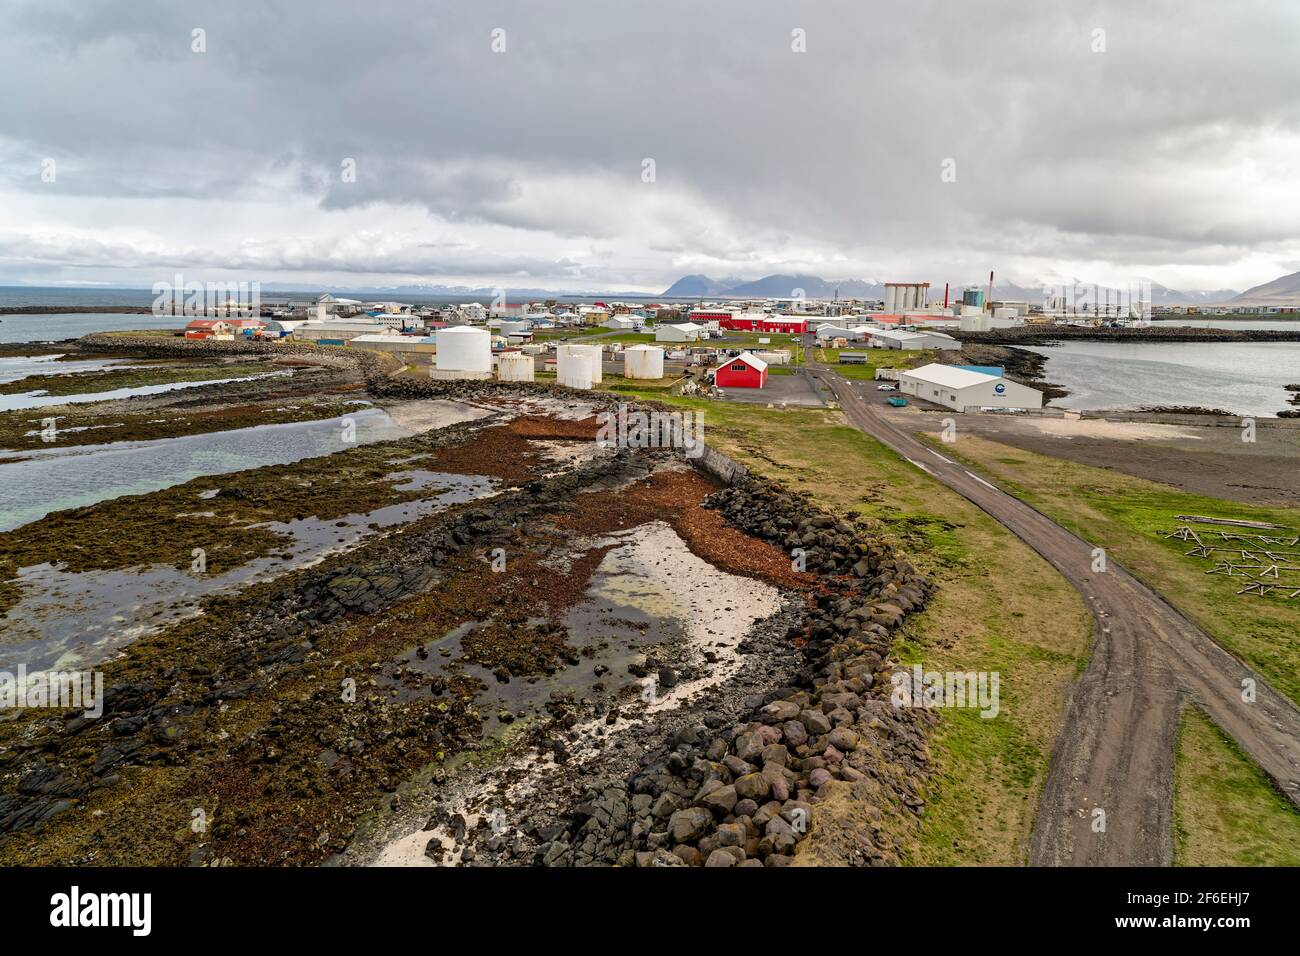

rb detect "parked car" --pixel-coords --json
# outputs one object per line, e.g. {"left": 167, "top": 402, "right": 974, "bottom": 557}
{"left": 876, "top": 384, "right": 896, "bottom": 391}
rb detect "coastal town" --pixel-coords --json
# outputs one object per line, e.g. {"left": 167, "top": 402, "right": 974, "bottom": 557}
{"left": 2, "top": 0, "right": 1299, "bottom": 933}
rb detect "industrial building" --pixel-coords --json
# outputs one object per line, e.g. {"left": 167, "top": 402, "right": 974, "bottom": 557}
{"left": 718, "top": 314, "right": 808, "bottom": 335}
{"left": 348, "top": 333, "right": 438, "bottom": 356}
{"left": 713, "top": 352, "right": 768, "bottom": 388}
{"left": 862, "top": 328, "right": 960, "bottom": 351}
{"left": 896, "top": 363, "right": 1043, "bottom": 411}
{"left": 656, "top": 322, "right": 705, "bottom": 343}
{"left": 883, "top": 282, "right": 930, "bottom": 312}
{"left": 294, "top": 319, "right": 389, "bottom": 344}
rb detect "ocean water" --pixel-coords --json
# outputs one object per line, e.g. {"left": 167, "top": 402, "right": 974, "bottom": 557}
{"left": 0, "top": 407, "right": 405, "bottom": 531}
{"left": 1025, "top": 341, "right": 1300, "bottom": 417}
{"left": 0, "top": 311, "right": 186, "bottom": 343}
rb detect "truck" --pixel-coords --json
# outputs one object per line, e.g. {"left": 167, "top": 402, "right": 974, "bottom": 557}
{"left": 887, "top": 396, "right": 908, "bottom": 407}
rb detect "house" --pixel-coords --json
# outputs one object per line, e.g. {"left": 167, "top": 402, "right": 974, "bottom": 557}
{"left": 713, "top": 351, "right": 768, "bottom": 388}
{"left": 184, "top": 317, "right": 264, "bottom": 340}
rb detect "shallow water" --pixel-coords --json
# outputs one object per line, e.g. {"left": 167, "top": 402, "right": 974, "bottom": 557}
{"left": 0, "top": 471, "right": 498, "bottom": 671}
{"left": 0, "top": 369, "right": 292, "bottom": 412}
{"left": 1026, "top": 340, "right": 1300, "bottom": 417}
{"left": 0, "top": 406, "right": 408, "bottom": 531}
{"left": 0, "top": 353, "right": 140, "bottom": 385}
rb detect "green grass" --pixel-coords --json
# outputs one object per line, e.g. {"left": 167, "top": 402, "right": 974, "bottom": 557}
{"left": 601, "top": 384, "right": 1092, "bottom": 864}
{"left": 1174, "top": 707, "right": 1300, "bottom": 866}
{"left": 814, "top": 346, "right": 937, "bottom": 381}
{"left": 920, "top": 433, "right": 1300, "bottom": 706}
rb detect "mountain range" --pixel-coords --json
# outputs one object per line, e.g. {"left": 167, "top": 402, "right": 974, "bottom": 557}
{"left": 662, "top": 274, "right": 1244, "bottom": 306}
{"left": 1230, "top": 269, "right": 1300, "bottom": 306}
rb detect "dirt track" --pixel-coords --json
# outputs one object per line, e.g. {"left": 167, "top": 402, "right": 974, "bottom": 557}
{"left": 806, "top": 361, "right": 1300, "bottom": 866}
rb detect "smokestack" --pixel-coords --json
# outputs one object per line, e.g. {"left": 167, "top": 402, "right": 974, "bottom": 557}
{"left": 986, "top": 271, "right": 994, "bottom": 312}
{"left": 943, "top": 283, "right": 949, "bottom": 309}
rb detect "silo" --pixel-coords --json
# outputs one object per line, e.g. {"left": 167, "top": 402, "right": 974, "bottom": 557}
{"left": 623, "top": 345, "right": 665, "bottom": 379}
{"left": 497, "top": 351, "right": 535, "bottom": 382}
{"left": 556, "top": 344, "right": 602, "bottom": 385}
{"left": 557, "top": 350, "right": 593, "bottom": 389}
{"left": 432, "top": 325, "right": 492, "bottom": 379}
{"left": 884, "top": 286, "right": 898, "bottom": 312}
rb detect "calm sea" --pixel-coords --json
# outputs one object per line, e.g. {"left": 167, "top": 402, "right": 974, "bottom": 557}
{"left": 1025, "top": 341, "right": 1300, "bottom": 417}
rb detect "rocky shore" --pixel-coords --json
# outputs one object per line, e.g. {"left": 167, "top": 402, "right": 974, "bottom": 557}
{"left": 0, "top": 333, "right": 939, "bottom": 867}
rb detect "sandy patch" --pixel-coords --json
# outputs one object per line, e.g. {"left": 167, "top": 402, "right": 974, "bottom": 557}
{"left": 1023, "top": 418, "right": 1205, "bottom": 441}
{"left": 384, "top": 399, "right": 496, "bottom": 433}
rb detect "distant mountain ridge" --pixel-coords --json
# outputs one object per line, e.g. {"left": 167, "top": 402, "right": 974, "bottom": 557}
{"left": 1231, "top": 269, "right": 1300, "bottom": 306}
{"left": 664, "top": 273, "right": 1241, "bottom": 306}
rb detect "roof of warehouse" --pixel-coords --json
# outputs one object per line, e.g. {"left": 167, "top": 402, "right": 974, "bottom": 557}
{"left": 900, "top": 363, "right": 1000, "bottom": 389}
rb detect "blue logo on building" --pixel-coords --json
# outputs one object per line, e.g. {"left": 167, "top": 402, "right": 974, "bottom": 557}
{"left": 994, "top": 383, "right": 1006, "bottom": 395}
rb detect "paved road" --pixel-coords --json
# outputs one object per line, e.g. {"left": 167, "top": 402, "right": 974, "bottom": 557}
{"left": 807, "top": 360, "right": 1300, "bottom": 866}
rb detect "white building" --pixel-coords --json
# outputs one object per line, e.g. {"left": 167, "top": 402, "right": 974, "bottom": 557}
{"left": 603, "top": 315, "right": 638, "bottom": 331}
{"left": 655, "top": 322, "right": 705, "bottom": 343}
{"left": 896, "top": 363, "right": 1043, "bottom": 411}
{"left": 867, "top": 329, "right": 929, "bottom": 350}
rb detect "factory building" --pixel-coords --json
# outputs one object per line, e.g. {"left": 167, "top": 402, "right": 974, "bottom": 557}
{"left": 713, "top": 351, "right": 768, "bottom": 388}
{"left": 292, "top": 319, "right": 387, "bottom": 344}
{"left": 718, "top": 314, "right": 808, "bottom": 334}
{"left": 656, "top": 322, "right": 705, "bottom": 343}
{"left": 348, "top": 333, "right": 438, "bottom": 356}
{"left": 896, "top": 363, "right": 1043, "bottom": 411}
{"left": 883, "top": 282, "right": 930, "bottom": 312}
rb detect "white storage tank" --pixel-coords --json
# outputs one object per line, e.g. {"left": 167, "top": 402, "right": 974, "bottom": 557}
{"left": 435, "top": 325, "right": 491, "bottom": 373}
{"left": 496, "top": 351, "right": 535, "bottom": 382}
{"left": 556, "top": 344, "right": 602, "bottom": 385}
{"left": 557, "top": 350, "right": 593, "bottom": 389}
{"left": 623, "top": 345, "right": 665, "bottom": 379}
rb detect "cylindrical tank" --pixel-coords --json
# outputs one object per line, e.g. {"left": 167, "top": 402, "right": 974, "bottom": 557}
{"left": 556, "top": 344, "right": 602, "bottom": 384}
{"left": 435, "top": 325, "right": 491, "bottom": 372}
{"left": 557, "top": 351, "right": 593, "bottom": 389}
{"left": 496, "top": 351, "right": 534, "bottom": 381}
{"left": 623, "top": 345, "right": 664, "bottom": 379}
{"left": 884, "top": 286, "right": 897, "bottom": 312}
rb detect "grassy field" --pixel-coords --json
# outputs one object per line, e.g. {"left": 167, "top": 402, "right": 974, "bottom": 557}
{"left": 917, "top": 433, "right": 1300, "bottom": 707}
{"left": 1173, "top": 706, "right": 1300, "bottom": 865}
{"left": 601, "top": 384, "right": 1092, "bottom": 864}
{"left": 814, "top": 346, "right": 937, "bottom": 381}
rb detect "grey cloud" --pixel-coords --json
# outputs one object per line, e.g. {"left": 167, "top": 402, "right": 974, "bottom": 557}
{"left": 1, "top": 0, "right": 1298, "bottom": 289}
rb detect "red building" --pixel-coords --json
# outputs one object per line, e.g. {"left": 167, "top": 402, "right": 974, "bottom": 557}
{"left": 711, "top": 314, "right": 808, "bottom": 334}
{"left": 713, "top": 352, "right": 768, "bottom": 388}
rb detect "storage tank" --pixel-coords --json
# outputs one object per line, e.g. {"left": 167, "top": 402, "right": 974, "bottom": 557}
{"left": 623, "top": 345, "right": 664, "bottom": 379}
{"left": 435, "top": 325, "right": 491, "bottom": 371}
{"left": 556, "top": 344, "right": 602, "bottom": 385}
{"left": 497, "top": 351, "right": 534, "bottom": 382}
{"left": 557, "top": 350, "right": 593, "bottom": 389}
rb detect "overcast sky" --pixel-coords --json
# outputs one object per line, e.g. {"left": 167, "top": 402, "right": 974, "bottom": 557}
{"left": 2, "top": 0, "right": 1298, "bottom": 294}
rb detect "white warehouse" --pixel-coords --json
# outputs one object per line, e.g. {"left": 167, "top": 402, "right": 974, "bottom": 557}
{"left": 655, "top": 322, "right": 704, "bottom": 343}
{"left": 896, "top": 363, "right": 1043, "bottom": 411}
